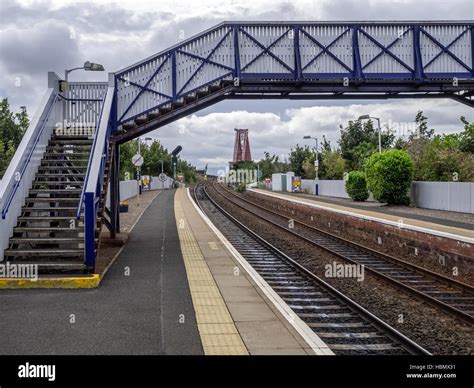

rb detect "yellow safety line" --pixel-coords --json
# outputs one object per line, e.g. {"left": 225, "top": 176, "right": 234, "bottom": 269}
{"left": 174, "top": 192, "right": 248, "bottom": 355}
{"left": 0, "top": 274, "right": 100, "bottom": 289}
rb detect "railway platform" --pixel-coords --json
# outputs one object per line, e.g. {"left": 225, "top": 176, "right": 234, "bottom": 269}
{"left": 174, "top": 188, "right": 329, "bottom": 355}
{"left": 0, "top": 189, "right": 328, "bottom": 355}
{"left": 249, "top": 189, "right": 473, "bottom": 243}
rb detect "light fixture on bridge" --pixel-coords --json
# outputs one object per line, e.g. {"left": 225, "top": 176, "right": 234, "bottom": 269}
{"left": 64, "top": 61, "right": 105, "bottom": 83}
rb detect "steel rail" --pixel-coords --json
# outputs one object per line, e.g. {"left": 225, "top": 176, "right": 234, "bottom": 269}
{"left": 195, "top": 181, "right": 430, "bottom": 355}
{"left": 211, "top": 182, "right": 474, "bottom": 324}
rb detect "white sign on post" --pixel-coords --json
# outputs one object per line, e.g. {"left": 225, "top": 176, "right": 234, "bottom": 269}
{"left": 132, "top": 154, "right": 144, "bottom": 167}
{"left": 158, "top": 173, "right": 167, "bottom": 182}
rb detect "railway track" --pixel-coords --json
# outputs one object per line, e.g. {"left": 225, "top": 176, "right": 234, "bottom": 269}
{"left": 210, "top": 182, "right": 474, "bottom": 325}
{"left": 193, "top": 181, "right": 431, "bottom": 355}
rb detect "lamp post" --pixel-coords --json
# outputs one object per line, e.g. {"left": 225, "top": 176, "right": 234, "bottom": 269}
{"left": 359, "top": 114, "right": 382, "bottom": 153}
{"left": 64, "top": 61, "right": 105, "bottom": 83}
{"left": 303, "top": 135, "right": 319, "bottom": 180}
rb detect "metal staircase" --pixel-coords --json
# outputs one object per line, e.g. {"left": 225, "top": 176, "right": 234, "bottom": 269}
{"left": 4, "top": 133, "right": 97, "bottom": 273}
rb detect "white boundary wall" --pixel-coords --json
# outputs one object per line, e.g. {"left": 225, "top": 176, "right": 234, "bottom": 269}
{"left": 297, "top": 180, "right": 473, "bottom": 214}
{"left": 410, "top": 182, "right": 473, "bottom": 214}
{"left": 106, "top": 176, "right": 175, "bottom": 207}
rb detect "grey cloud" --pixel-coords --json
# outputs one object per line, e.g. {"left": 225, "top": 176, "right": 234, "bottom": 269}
{"left": 0, "top": 21, "right": 81, "bottom": 76}
{"left": 0, "top": 1, "right": 169, "bottom": 33}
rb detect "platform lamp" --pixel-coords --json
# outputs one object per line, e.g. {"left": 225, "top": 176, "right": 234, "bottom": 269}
{"left": 64, "top": 61, "right": 105, "bottom": 83}
{"left": 358, "top": 114, "right": 382, "bottom": 153}
{"left": 303, "top": 135, "right": 319, "bottom": 180}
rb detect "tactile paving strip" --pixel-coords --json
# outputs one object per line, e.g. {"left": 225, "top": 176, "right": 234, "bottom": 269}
{"left": 174, "top": 195, "right": 249, "bottom": 355}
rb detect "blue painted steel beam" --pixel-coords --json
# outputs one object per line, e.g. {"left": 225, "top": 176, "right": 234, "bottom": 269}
{"left": 84, "top": 192, "right": 95, "bottom": 268}
{"left": 351, "top": 25, "right": 363, "bottom": 81}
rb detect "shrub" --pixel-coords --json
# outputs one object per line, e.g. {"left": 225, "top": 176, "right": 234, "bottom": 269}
{"left": 236, "top": 182, "right": 247, "bottom": 193}
{"left": 345, "top": 171, "right": 369, "bottom": 201}
{"left": 365, "top": 149, "right": 414, "bottom": 205}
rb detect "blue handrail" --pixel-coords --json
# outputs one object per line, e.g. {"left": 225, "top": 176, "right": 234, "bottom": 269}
{"left": 1, "top": 92, "right": 59, "bottom": 219}
{"left": 80, "top": 85, "right": 115, "bottom": 268}
{"left": 76, "top": 94, "right": 107, "bottom": 220}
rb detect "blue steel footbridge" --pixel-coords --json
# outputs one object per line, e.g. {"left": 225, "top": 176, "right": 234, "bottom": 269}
{"left": 0, "top": 21, "right": 473, "bottom": 273}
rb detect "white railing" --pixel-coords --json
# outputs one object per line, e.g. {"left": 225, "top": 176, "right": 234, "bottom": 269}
{"left": 64, "top": 82, "right": 108, "bottom": 127}
{"left": 0, "top": 73, "right": 63, "bottom": 259}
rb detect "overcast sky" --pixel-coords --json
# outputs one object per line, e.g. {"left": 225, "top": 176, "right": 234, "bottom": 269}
{"left": 1, "top": 0, "right": 473, "bottom": 172}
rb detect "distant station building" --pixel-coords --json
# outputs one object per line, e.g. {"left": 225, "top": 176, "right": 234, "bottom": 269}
{"left": 229, "top": 128, "right": 252, "bottom": 170}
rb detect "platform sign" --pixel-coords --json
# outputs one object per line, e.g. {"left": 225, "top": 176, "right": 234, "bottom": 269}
{"left": 132, "top": 154, "right": 144, "bottom": 167}
{"left": 292, "top": 176, "right": 302, "bottom": 192}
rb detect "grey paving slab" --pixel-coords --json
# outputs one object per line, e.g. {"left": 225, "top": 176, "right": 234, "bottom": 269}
{"left": 0, "top": 190, "right": 203, "bottom": 355}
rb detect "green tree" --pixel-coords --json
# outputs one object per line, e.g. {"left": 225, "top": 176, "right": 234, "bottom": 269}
{"left": 409, "top": 111, "right": 434, "bottom": 141}
{"left": 459, "top": 116, "right": 474, "bottom": 154}
{"left": 321, "top": 149, "right": 346, "bottom": 180}
{"left": 404, "top": 111, "right": 436, "bottom": 180}
{"left": 258, "top": 152, "right": 286, "bottom": 179}
{"left": 289, "top": 144, "right": 315, "bottom": 178}
{"left": 119, "top": 139, "right": 196, "bottom": 183}
{"left": 419, "top": 134, "right": 474, "bottom": 182}
{"left": 339, "top": 119, "right": 394, "bottom": 171}
{"left": 0, "top": 98, "right": 29, "bottom": 177}
{"left": 302, "top": 159, "right": 316, "bottom": 179}
{"left": 365, "top": 149, "right": 414, "bottom": 205}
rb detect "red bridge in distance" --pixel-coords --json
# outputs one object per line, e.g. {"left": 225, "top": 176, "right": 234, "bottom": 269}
{"left": 233, "top": 128, "right": 252, "bottom": 163}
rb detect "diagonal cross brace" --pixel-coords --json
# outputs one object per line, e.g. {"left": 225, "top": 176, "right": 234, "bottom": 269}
{"left": 300, "top": 27, "right": 352, "bottom": 73}
{"left": 117, "top": 55, "right": 172, "bottom": 122}
{"left": 239, "top": 27, "right": 294, "bottom": 73}
{"left": 359, "top": 28, "right": 414, "bottom": 72}
{"left": 420, "top": 26, "right": 472, "bottom": 72}
{"left": 362, "top": 27, "right": 413, "bottom": 71}
{"left": 177, "top": 29, "right": 233, "bottom": 96}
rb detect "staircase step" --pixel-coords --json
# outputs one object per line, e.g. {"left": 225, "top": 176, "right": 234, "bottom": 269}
{"left": 50, "top": 140, "right": 93, "bottom": 145}
{"left": 30, "top": 189, "right": 82, "bottom": 194}
{"left": 17, "top": 216, "right": 84, "bottom": 221}
{"left": 52, "top": 133, "right": 94, "bottom": 138}
{"left": 4, "top": 249, "right": 84, "bottom": 257}
{"left": 14, "top": 226, "right": 82, "bottom": 232}
{"left": 10, "top": 237, "right": 84, "bottom": 243}
{"left": 42, "top": 158, "right": 89, "bottom": 162}
{"left": 4, "top": 261, "right": 88, "bottom": 274}
{"left": 43, "top": 153, "right": 90, "bottom": 157}
{"left": 46, "top": 145, "right": 92, "bottom": 150}
{"left": 22, "top": 206, "right": 77, "bottom": 211}
{"left": 35, "top": 174, "right": 85, "bottom": 178}
{"left": 25, "top": 198, "right": 81, "bottom": 203}
{"left": 32, "top": 182, "right": 84, "bottom": 187}
{"left": 134, "top": 117, "right": 147, "bottom": 125}
{"left": 38, "top": 166, "right": 88, "bottom": 170}
{"left": 147, "top": 112, "right": 160, "bottom": 120}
